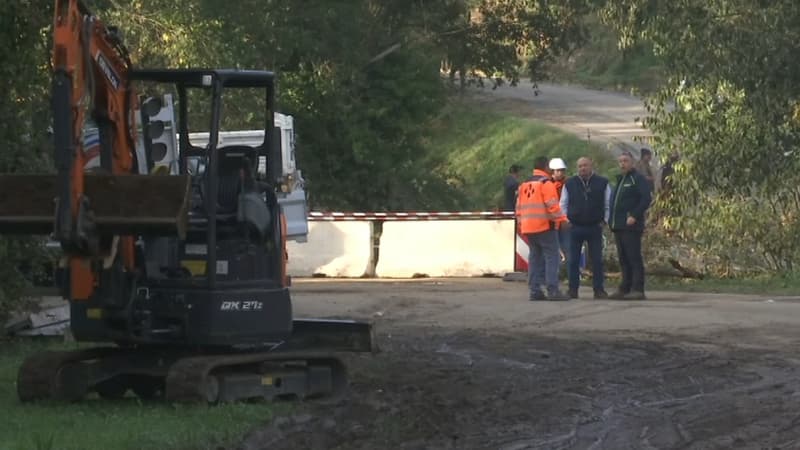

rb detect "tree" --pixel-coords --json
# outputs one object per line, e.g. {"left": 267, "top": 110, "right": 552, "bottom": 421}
{"left": 598, "top": 0, "right": 800, "bottom": 273}
{"left": 437, "top": 0, "right": 590, "bottom": 89}
{"left": 188, "top": 0, "right": 591, "bottom": 208}
{"left": 0, "top": 1, "right": 58, "bottom": 316}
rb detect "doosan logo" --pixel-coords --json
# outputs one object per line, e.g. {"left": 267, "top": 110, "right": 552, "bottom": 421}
{"left": 95, "top": 52, "right": 120, "bottom": 90}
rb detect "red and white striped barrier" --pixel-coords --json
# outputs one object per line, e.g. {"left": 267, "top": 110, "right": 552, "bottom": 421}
{"left": 515, "top": 230, "right": 529, "bottom": 272}
{"left": 308, "top": 211, "right": 516, "bottom": 221}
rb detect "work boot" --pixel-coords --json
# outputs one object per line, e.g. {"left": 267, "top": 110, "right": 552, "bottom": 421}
{"left": 608, "top": 290, "right": 627, "bottom": 300}
{"left": 529, "top": 291, "right": 546, "bottom": 301}
{"left": 547, "top": 290, "right": 570, "bottom": 301}
{"left": 593, "top": 289, "right": 609, "bottom": 299}
{"left": 623, "top": 291, "right": 646, "bottom": 300}
{"left": 568, "top": 289, "right": 579, "bottom": 299}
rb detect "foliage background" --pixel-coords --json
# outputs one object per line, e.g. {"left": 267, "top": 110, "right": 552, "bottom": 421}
{"left": 596, "top": 0, "right": 800, "bottom": 276}
{"left": 0, "top": 0, "right": 591, "bottom": 314}
{"left": 5, "top": 0, "right": 798, "bottom": 313}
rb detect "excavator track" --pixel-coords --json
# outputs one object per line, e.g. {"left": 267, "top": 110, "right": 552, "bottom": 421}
{"left": 15, "top": 320, "right": 370, "bottom": 404}
{"left": 165, "top": 352, "right": 347, "bottom": 403}
{"left": 17, "top": 346, "right": 349, "bottom": 404}
{"left": 17, "top": 347, "right": 121, "bottom": 402}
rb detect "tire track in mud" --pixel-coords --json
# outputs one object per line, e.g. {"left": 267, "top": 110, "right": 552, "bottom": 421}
{"left": 350, "top": 294, "right": 467, "bottom": 326}
{"left": 238, "top": 327, "right": 800, "bottom": 450}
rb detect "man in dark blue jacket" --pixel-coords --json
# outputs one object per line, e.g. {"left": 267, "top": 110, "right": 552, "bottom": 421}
{"left": 560, "top": 157, "right": 611, "bottom": 299}
{"left": 609, "top": 151, "right": 652, "bottom": 300}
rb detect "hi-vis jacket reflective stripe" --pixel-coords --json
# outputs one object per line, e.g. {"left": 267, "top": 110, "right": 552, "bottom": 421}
{"left": 515, "top": 169, "right": 566, "bottom": 234}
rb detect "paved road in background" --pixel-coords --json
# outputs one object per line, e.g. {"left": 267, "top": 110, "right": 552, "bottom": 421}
{"left": 474, "top": 80, "right": 654, "bottom": 155}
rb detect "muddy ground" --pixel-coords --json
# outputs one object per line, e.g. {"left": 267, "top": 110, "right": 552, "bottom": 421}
{"left": 237, "top": 278, "right": 800, "bottom": 450}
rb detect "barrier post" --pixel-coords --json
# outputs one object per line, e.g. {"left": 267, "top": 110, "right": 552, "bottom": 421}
{"left": 503, "top": 216, "right": 530, "bottom": 282}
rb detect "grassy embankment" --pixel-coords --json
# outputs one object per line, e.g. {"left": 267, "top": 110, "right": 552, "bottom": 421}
{"left": 425, "top": 96, "right": 615, "bottom": 210}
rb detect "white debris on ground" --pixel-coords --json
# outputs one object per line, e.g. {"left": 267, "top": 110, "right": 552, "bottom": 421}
{"left": 4, "top": 296, "right": 69, "bottom": 337}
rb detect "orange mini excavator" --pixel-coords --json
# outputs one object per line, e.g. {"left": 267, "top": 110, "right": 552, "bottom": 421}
{"left": 0, "top": 0, "right": 373, "bottom": 403}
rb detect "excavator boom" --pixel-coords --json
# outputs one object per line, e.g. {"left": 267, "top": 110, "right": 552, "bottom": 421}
{"left": 0, "top": 0, "right": 190, "bottom": 301}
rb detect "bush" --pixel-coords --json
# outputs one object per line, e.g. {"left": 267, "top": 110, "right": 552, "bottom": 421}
{"left": 0, "top": 237, "right": 54, "bottom": 321}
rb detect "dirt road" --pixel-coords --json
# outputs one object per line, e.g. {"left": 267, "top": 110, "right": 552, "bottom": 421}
{"left": 239, "top": 278, "right": 800, "bottom": 450}
{"left": 472, "top": 81, "right": 653, "bottom": 155}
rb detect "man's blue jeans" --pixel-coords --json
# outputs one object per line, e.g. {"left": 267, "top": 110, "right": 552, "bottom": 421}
{"left": 568, "top": 224, "right": 605, "bottom": 292}
{"left": 527, "top": 229, "right": 561, "bottom": 295}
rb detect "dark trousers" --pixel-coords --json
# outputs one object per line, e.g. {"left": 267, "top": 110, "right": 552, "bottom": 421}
{"left": 568, "top": 224, "right": 605, "bottom": 292}
{"left": 613, "top": 230, "right": 645, "bottom": 293}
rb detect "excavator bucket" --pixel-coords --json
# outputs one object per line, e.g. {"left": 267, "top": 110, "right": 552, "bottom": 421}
{"left": 0, "top": 173, "right": 191, "bottom": 238}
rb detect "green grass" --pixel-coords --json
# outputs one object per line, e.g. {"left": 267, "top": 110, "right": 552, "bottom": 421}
{"left": 0, "top": 339, "right": 284, "bottom": 450}
{"left": 646, "top": 274, "right": 800, "bottom": 297}
{"left": 425, "top": 98, "right": 615, "bottom": 210}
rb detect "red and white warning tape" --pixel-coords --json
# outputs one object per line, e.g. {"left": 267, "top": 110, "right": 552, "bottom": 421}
{"left": 307, "top": 211, "right": 516, "bottom": 221}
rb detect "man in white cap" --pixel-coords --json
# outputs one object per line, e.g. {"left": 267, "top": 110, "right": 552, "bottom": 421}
{"left": 549, "top": 158, "right": 569, "bottom": 264}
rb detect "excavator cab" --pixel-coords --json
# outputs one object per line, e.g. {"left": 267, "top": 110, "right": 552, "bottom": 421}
{"left": 1, "top": 68, "right": 294, "bottom": 345}
{"left": 72, "top": 69, "right": 297, "bottom": 345}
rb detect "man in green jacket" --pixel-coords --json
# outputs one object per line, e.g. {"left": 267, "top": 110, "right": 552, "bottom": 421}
{"left": 609, "top": 151, "right": 652, "bottom": 300}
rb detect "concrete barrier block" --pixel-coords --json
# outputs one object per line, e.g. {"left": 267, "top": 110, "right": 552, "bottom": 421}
{"left": 287, "top": 222, "right": 371, "bottom": 277}
{"left": 376, "top": 221, "right": 515, "bottom": 277}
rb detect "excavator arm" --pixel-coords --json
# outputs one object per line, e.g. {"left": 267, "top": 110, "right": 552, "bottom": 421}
{"left": 0, "top": 0, "right": 190, "bottom": 301}
{"left": 51, "top": 0, "right": 138, "bottom": 250}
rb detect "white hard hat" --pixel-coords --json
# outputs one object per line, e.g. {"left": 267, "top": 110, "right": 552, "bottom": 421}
{"left": 549, "top": 158, "right": 567, "bottom": 170}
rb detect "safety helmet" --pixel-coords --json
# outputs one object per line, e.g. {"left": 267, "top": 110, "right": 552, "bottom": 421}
{"left": 549, "top": 158, "right": 567, "bottom": 170}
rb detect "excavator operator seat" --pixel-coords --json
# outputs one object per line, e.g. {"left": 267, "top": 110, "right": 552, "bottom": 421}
{"left": 214, "top": 145, "right": 272, "bottom": 239}
{"left": 216, "top": 145, "right": 257, "bottom": 215}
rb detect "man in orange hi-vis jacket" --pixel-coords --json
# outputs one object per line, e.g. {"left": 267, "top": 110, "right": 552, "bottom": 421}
{"left": 516, "top": 156, "right": 569, "bottom": 301}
